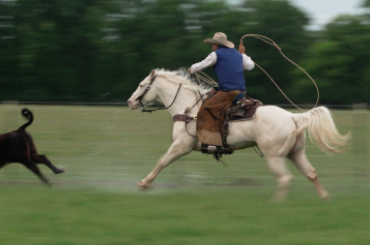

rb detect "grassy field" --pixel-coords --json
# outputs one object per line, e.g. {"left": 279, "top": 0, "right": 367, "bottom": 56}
{"left": 0, "top": 104, "right": 369, "bottom": 244}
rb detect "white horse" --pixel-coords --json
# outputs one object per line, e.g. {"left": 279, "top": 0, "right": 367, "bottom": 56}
{"left": 127, "top": 69, "right": 350, "bottom": 201}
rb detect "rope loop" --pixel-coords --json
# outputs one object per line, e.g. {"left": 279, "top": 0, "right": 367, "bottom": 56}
{"left": 194, "top": 34, "right": 320, "bottom": 111}
{"left": 240, "top": 34, "right": 319, "bottom": 111}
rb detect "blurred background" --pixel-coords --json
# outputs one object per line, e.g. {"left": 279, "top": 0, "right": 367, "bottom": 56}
{"left": 0, "top": 0, "right": 369, "bottom": 106}
{"left": 0, "top": 1, "right": 369, "bottom": 244}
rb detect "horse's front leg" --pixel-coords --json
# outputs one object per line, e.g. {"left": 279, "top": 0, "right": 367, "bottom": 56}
{"left": 137, "top": 139, "right": 194, "bottom": 189}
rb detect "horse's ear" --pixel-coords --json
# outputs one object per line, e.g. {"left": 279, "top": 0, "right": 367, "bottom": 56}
{"left": 150, "top": 69, "right": 156, "bottom": 78}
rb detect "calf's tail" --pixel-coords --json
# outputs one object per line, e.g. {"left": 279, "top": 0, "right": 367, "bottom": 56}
{"left": 19, "top": 108, "right": 34, "bottom": 131}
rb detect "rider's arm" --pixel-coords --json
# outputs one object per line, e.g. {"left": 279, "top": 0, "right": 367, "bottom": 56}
{"left": 242, "top": 54, "right": 255, "bottom": 71}
{"left": 189, "top": 52, "right": 217, "bottom": 74}
{"left": 239, "top": 43, "right": 255, "bottom": 71}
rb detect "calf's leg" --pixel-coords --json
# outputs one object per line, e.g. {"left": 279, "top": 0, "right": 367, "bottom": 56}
{"left": 28, "top": 135, "right": 64, "bottom": 174}
{"left": 33, "top": 154, "right": 64, "bottom": 174}
{"left": 23, "top": 159, "right": 51, "bottom": 186}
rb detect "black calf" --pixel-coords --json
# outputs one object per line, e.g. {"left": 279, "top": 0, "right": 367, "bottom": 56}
{"left": 0, "top": 108, "right": 64, "bottom": 185}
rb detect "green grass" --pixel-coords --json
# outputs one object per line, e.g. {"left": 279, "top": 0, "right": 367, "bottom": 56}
{"left": 0, "top": 186, "right": 370, "bottom": 245}
{"left": 0, "top": 104, "right": 369, "bottom": 244}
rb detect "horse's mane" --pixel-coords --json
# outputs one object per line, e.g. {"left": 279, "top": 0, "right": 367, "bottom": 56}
{"left": 154, "top": 68, "right": 213, "bottom": 95}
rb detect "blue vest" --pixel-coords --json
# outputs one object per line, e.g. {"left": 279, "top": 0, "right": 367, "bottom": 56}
{"left": 214, "top": 47, "right": 246, "bottom": 91}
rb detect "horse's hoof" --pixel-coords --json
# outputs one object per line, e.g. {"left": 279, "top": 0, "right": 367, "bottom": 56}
{"left": 320, "top": 191, "right": 329, "bottom": 200}
{"left": 137, "top": 181, "right": 149, "bottom": 190}
{"left": 270, "top": 196, "right": 285, "bottom": 203}
{"left": 270, "top": 192, "right": 287, "bottom": 202}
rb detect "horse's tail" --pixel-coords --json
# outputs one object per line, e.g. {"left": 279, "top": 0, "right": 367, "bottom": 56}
{"left": 18, "top": 108, "right": 34, "bottom": 131}
{"left": 292, "top": 106, "right": 350, "bottom": 154}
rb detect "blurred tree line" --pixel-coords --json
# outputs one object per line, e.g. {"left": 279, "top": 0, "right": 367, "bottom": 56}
{"left": 0, "top": 0, "right": 369, "bottom": 105}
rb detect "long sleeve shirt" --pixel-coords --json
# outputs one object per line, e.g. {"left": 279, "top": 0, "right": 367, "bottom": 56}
{"left": 189, "top": 52, "right": 255, "bottom": 74}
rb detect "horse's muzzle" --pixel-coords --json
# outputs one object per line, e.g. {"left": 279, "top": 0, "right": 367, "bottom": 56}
{"left": 127, "top": 98, "right": 139, "bottom": 110}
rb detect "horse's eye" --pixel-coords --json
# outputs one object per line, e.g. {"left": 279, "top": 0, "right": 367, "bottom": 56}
{"left": 139, "top": 84, "right": 144, "bottom": 88}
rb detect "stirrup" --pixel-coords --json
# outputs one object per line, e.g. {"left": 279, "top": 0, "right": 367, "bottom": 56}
{"left": 201, "top": 144, "right": 208, "bottom": 153}
{"left": 201, "top": 144, "right": 218, "bottom": 154}
{"left": 200, "top": 144, "right": 232, "bottom": 167}
{"left": 216, "top": 145, "right": 234, "bottom": 154}
{"left": 201, "top": 144, "right": 233, "bottom": 155}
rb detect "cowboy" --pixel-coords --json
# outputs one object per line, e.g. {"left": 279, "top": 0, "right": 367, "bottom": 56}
{"left": 188, "top": 32, "right": 255, "bottom": 152}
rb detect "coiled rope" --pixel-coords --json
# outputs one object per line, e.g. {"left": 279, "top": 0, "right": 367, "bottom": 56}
{"left": 193, "top": 70, "right": 218, "bottom": 87}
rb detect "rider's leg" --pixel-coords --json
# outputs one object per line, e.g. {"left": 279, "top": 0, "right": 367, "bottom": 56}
{"left": 196, "top": 90, "right": 240, "bottom": 147}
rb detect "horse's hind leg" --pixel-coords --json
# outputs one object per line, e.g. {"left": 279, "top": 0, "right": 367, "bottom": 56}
{"left": 266, "top": 157, "right": 294, "bottom": 202}
{"left": 288, "top": 150, "right": 328, "bottom": 199}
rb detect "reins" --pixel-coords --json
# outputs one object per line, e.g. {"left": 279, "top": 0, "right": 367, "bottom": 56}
{"left": 136, "top": 75, "right": 183, "bottom": 113}
{"left": 184, "top": 90, "right": 205, "bottom": 114}
{"left": 136, "top": 73, "right": 203, "bottom": 138}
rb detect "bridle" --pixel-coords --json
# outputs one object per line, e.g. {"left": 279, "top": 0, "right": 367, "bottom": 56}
{"left": 135, "top": 74, "right": 183, "bottom": 113}
{"left": 135, "top": 73, "right": 209, "bottom": 138}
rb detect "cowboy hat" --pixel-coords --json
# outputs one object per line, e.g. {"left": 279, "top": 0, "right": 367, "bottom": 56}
{"left": 203, "top": 32, "right": 234, "bottom": 48}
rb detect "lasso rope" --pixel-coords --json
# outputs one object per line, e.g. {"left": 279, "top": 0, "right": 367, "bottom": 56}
{"left": 240, "top": 34, "right": 319, "bottom": 111}
{"left": 193, "top": 70, "right": 218, "bottom": 87}
{"left": 195, "top": 34, "right": 320, "bottom": 111}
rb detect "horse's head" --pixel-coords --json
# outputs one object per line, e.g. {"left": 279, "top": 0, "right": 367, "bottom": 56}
{"left": 128, "top": 68, "right": 213, "bottom": 112}
{"left": 127, "top": 70, "right": 159, "bottom": 110}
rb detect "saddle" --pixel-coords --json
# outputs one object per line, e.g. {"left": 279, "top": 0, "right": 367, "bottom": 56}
{"left": 220, "top": 96, "right": 263, "bottom": 146}
{"left": 228, "top": 96, "right": 263, "bottom": 121}
{"left": 172, "top": 94, "right": 263, "bottom": 145}
{"left": 205, "top": 90, "right": 262, "bottom": 120}
{"left": 172, "top": 93, "right": 262, "bottom": 161}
